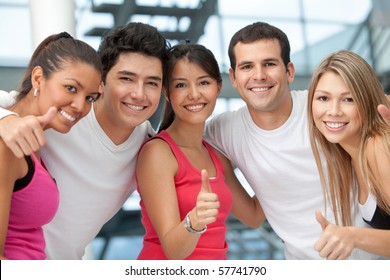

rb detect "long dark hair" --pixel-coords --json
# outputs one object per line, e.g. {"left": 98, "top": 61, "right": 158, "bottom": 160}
{"left": 17, "top": 32, "right": 102, "bottom": 102}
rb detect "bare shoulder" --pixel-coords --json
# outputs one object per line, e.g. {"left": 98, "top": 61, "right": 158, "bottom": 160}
{"left": 136, "top": 137, "right": 178, "bottom": 175}
{"left": 138, "top": 138, "right": 175, "bottom": 160}
{"left": 0, "top": 139, "right": 18, "bottom": 165}
{"left": 213, "top": 148, "right": 229, "bottom": 164}
{"left": 0, "top": 139, "right": 23, "bottom": 188}
{"left": 366, "top": 135, "right": 390, "bottom": 183}
{"left": 366, "top": 135, "right": 389, "bottom": 162}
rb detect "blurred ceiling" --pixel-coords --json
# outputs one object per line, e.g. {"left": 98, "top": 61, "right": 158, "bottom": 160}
{"left": 1, "top": 0, "right": 390, "bottom": 93}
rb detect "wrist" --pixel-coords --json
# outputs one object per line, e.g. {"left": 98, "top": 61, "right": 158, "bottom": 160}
{"left": 184, "top": 212, "right": 207, "bottom": 234}
{"left": 346, "top": 226, "right": 357, "bottom": 247}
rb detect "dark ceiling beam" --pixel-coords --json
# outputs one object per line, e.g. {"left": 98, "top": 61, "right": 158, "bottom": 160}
{"left": 86, "top": 0, "right": 217, "bottom": 43}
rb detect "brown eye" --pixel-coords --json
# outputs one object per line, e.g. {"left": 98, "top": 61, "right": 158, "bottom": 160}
{"left": 66, "top": 85, "right": 77, "bottom": 93}
{"left": 86, "top": 93, "right": 101, "bottom": 103}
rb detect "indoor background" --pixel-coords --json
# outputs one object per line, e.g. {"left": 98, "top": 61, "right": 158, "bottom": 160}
{"left": 1, "top": 0, "right": 389, "bottom": 259}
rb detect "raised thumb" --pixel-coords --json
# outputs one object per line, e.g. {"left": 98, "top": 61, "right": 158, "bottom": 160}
{"left": 378, "top": 104, "right": 390, "bottom": 126}
{"left": 200, "top": 169, "right": 212, "bottom": 193}
{"left": 37, "top": 107, "right": 57, "bottom": 129}
{"left": 315, "top": 209, "right": 329, "bottom": 230}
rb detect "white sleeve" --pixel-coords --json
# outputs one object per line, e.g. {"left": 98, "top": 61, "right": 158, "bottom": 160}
{"left": 0, "top": 90, "right": 18, "bottom": 107}
{"left": 0, "top": 107, "right": 17, "bottom": 119}
{"left": 0, "top": 90, "right": 19, "bottom": 119}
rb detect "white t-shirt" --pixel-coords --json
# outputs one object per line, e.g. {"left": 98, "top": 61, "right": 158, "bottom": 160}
{"left": 204, "top": 90, "right": 378, "bottom": 259}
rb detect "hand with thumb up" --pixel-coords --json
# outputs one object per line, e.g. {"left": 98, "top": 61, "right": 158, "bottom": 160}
{"left": 0, "top": 107, "right": 57, "bottom": 158}
{"left": 314, "top": 209, "right": 355, "bottom": 260}
{"left": 188, "top": 169, "right": 220, "bottom": 232}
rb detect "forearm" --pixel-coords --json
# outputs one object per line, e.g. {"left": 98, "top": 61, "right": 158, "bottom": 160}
{"left": 232, "top": 196, "right": 265, "bottom": 228}
{"left": 350, "top": 226, "right": 390, "bottom": 258}
{"left": 160, "top": 218, "right": 202, "bottom": 260}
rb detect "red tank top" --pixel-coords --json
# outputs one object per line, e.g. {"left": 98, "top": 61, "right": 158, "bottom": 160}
{"left": 137, "top": 130, "right": 232, "bottom": 259}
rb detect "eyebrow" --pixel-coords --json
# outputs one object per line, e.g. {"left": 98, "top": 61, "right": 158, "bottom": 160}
{"left": 64, "top": 78, "right": 83, "bottom": 88}
{"left": 236, "top": 60, "right": 253, "bottom": 67}
{"left": 117, "top": 70, "right": 162, "bottom": 81}
{"left": 237, "top": 57, "right": 279, "bottom": 67}
{"left": 171, "top": 75, "right": 211, "bottom": 82}
{"left": 315, "top": 89, "right": 351, "bottom": 95}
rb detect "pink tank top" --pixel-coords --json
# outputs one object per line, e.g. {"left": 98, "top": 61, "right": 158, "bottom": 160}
{"left": 137, "top": 130, "right": 233, "bottom": 260}
{"left": 4, "top": 153, "right": 59, "bottom": 259}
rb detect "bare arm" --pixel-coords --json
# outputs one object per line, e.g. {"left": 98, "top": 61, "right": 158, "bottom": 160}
{"left": 136, "top": 140, "right": 219, "bottom": 259}
{"left": 315, "top": 136, "right": 390, "bottom": 259}
{"left": 0, "top": 140, "right": 25, "bottom": 259}
{"left": 0, "top": 108, "right": 56, "bottom": 158}
{"left": 216, "top": 150, "right": 265, "bottom": 228}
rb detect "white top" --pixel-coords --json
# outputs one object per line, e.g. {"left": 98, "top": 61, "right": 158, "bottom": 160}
{"left": 0, "top": 104, "right": 154, "bottom": 259}
{"left": 204, "top": 90, "right": 378, "bottom": 259}
{"left": 43, "top": 107, "right": 154, "bottom": 259}
{"left": 359, "top": 192, "right": 377, "bottom": 222}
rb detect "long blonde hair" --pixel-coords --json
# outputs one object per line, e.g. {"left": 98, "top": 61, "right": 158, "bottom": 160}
{"left": 308, "top": 50, "right": 390, "bottom": 226}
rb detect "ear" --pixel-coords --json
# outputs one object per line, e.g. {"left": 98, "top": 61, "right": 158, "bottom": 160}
{"left": 31, "top": 66, "right": 44, "bottom": 90}
{"left": 162, "top": 87, "right": 169, "bottom": 102}
{"left": 217, "top": 81, "right": 223, "bottom": 95}
{"left": 98, "top": 81, "right": 104, "bottom": 98}
{"left": 229, "top": 68, "right": 237, "bottom": 89}
{"left": 286, "top": 62, "right": 295, "bottom": 84}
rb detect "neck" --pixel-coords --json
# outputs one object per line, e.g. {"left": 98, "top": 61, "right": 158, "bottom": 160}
{"left": 249, "top": 94, "right": 293, "bottom": 130}
{"left": 166, "top": 121, "right": 205, "bottom": 149}
{"left": 339, "top": 136, "right": 361, "bottom": 161}
{"left": 93, "top": 101, "right": 135, "bottom": 145}
{"left": 10, "top": 93, "right": 38, "bottom": 117}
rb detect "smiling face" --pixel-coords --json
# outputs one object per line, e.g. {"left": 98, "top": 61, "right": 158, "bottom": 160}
{"left": 37, "top": 60, "right": 102, "bottom": 133}
{"left": 229, "top": 39, "right": 295, "bottom": 122}
{"left": 312, "top": 71, "right": 362, "bottom": 149}
{"left": 97, "top": 52, "right": 163, "bottom": 138}
{"left": 168, "top": 59, "right": 221, "bottom": 126}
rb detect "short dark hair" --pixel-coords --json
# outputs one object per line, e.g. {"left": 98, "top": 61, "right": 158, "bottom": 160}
{"left": 228, "top": 22, "right": 291, "bottom": 70}
{"left": 98, "top": 22, "right": 170, "bottom": 83}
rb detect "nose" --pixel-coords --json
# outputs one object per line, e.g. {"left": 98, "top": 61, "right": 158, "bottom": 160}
{"left": 188, "top": 84, "right": 201, "bottom": 100}
{"left": 71, "top": 94, "right": 88, "bottom": 113}
{"left": 253, "top": 65, "right": 266, "bottom": 81}
{"left": 328, "top": 100, "right": 343, "bottom": 116}
{"left": 130, "top": 82, "right": 146, "bottom": 100}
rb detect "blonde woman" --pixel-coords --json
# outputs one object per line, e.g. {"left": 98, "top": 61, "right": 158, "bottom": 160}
{"left": 308, "top": 50, "right": 390, "bottom": 259}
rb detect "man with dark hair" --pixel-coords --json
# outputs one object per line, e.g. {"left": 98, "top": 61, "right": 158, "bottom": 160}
{"left": 205, "top": 22, "right": 381, "bottom": 259}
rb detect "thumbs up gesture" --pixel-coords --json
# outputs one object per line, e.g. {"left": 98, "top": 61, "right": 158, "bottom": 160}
{"left": 189, "top": 169, "right": 220, "bottom": 231}
{"left": 0, "top": 107, "right": 57, "bottom": 158}
{"left": 314, "top": 209, "right": 354, "bottom": 260}
{"left": 378, "top": 104, "right": 390, "bottom": 126}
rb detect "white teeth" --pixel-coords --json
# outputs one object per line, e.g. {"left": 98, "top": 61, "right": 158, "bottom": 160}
{"left": 252, "top": 87, "right": 269, "bottom": 92}
{"left": 60, "top": 110, "right": 76, "bottom": 122}
{"left": 326, "top": 122, "right": 345, "bottom": 128}
{"left": 125, "top": 104, "right": 144, "bottom": 111}
{"left": 185, "top": 104, "right": 204, "bottom": 110}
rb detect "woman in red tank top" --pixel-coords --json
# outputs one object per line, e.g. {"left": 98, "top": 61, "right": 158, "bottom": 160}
{"left": 136, "top": 43, "right": 264, "bottom": 260}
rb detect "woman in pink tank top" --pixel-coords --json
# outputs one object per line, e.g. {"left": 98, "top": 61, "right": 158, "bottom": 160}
{"left": 136, "top": 43, "right": 264, "bottom": 260}
{"left": 0, "top": 32, "right": 102, "bottom": 260}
